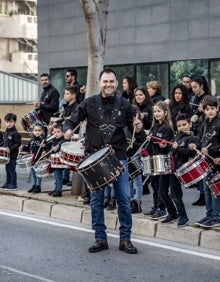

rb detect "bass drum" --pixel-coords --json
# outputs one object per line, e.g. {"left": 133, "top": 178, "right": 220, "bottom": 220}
{"left": 77, "top": 146, "right": 124, "bottom": 192}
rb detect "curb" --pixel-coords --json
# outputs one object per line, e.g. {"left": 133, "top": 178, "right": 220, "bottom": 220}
{"left": 0, "top": 193, "right": 220, "bottom": 251}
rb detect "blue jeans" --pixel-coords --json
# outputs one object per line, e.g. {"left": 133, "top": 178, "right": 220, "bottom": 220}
{"left": 129, "top": 173, "right": 143, "bottom": 201}
{"left": 6, "top": 158, "right": 17, "bottom": 186}
{"left": 54, "top": 168, "right": 63, "bottom": 191}
{"left": 90, "top": 160, "right": 132, "bottom": 241}
{"left": 104, "top": 185, "right": 115, "bottom": 198}
{"left": 62, "top": 168, "right": 70, "bottom": 180}
{"left": 204, "top": 175, "right": 220, "bottom": 217}
{"left": 30, "top": 168, "right": 42, "bottom": 186}
{"left": 169, "top": 174, "right": 187, "bottom": 217}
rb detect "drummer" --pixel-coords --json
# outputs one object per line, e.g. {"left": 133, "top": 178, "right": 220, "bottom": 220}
{"left": 34, "top": 73, "right": 60, "bottom": 126}
{"left": 21, "top": 123, "right": 47, "bottom": 194}
{"left": 169, "top": 113, "right": 200, "bottom": 227}
{"left": 195, "top": 96, "right": 220, "bottom": 228}
{"left": 63, "top": 68, "right": 141, "bottom": 254}
{"left": 56, "top": 85, "right": 79, "bottom": 186}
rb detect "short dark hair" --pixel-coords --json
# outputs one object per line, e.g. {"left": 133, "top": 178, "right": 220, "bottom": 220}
{"left": 65, "top": 85, "right": 79, "bottom": 95}
{"left": 99, "top": 68, "right": 117, "bottom": 80}
{"left": 4, "top": 113, "right": 17, "bottom": 122}
{"left": 182, "top": 73, "right": 192, "bottom": 79}
{"left": 40, "top": 73, "right": 50, "bottom": 79}
{"left": 53, "top": 123, "right": 63, "bottom": 131}
{"left": 203, "top": 96, "right": 218, "bottom": 109}
{"left": 33, "top": 122, "right": 45, "bottom": 131}
{"left": 175, "top": 113, "right": 191, "bottom": 123}
{"left": 66, "top": 68, "right": 77, "bottom": 78}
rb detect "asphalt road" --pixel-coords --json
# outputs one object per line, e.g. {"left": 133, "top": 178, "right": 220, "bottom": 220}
{"left": 0, "top": 211, "right": 219, "bottom": 282}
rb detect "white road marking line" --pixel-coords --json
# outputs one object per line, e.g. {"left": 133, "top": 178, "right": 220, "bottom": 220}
{"left": 0, "top": 264, "right": 55, "bottom": 282}
{"left": 0, "top": 211, "right": 220, "bottom": 261}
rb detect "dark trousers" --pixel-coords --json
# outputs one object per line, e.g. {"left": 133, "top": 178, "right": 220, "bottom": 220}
{"left": 169, "top": 174, "right": 187, "bottom": 217}
{"left": 6, "top": 158, "right": 17, "bottom": 186}
{"left": 159, "top": 175, "right": 176, "bottom": 216}
{"left": 150, "top": 175, "right": 165, "bottom": 210}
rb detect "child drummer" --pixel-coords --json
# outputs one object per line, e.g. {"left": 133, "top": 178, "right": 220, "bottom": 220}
{"left": 21, "top": 123, "right": 47, "bottom": 194}
{"left": 169, "top": 113, "right": 200, "bottom": 227}
{"left": 195, "top": 96, "right": 220, "bottom": 228}
{"left": 48, "top": 123, "right": 66, "bottom": 197}
{"left": 1, "top": 113, "right": 21, "bottom": 190}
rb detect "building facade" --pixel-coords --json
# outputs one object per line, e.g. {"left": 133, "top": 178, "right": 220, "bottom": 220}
{"left": 0, "top": 0, "right": 38, "bottom": 79}
{"left": 38, "top": 0, "right": 220, "bottom": 98}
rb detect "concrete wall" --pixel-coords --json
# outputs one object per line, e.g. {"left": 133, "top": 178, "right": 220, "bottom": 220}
{"left": 38, "top": 0, "right": 220, "bottom": 74}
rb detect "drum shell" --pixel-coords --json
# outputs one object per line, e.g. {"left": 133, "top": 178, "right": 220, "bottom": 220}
{"left": 0, "top": 147, "right": 10, "bottom": 165}
{"left": 33, "top": 159, "right": 52, "bottom": 177}
{"left": 77, "top": 147, "right": 124, "bottom": 191}
{"left": 60, "top": 141, "right": 84, "bottom": 166}
{"left": 207, "top": 173, "right": 220, "bottom": 196}
{"left": 20, "top": 111, "right": 42, "bottom": 132}
{"left": 50, "top": 153, "right": 68, "bottom": 168}
{"left": 17, "top": 154, "right": 34, "bottom": 170}
{"left": 142, "top": 155, "right": 172, "bottom": 175}
{"left": 128, "top": 155, "right": 143, "bottom": 180}
{"left": 175, "top": 155, "right": 211, "bottom": 187}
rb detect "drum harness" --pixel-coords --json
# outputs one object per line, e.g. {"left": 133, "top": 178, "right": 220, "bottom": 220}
{"left": 95, "top": 95, "right": 120, "bottom": 145}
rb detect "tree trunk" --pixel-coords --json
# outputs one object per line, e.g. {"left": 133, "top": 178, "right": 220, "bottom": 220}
{"left": 71, "top": 0, "right": 109, "bottom": 196}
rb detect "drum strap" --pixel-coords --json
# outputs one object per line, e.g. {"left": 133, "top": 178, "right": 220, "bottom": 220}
{"left": 95, "top": 94, "right": 120, "bottom": 144}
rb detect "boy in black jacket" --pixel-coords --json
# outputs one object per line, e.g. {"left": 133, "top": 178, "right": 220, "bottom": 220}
{"left": 1, "top": 113, "right": 21, "bottom": 190}
{"left": 166, "top": 113, "right": 200, "bottom": 227}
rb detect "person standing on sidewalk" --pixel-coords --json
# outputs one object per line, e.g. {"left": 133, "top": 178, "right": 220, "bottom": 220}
{"left": 167, "top": 114, "right": 200, "bottom": 227}
{"left": 1, "top": 113, "right": 21, "bottom": 190}
{"left": 195, "top": 96, "right": 220, "bottom": 228}
{"left": 63, "top": 68, "right": 140, "bottom": 254}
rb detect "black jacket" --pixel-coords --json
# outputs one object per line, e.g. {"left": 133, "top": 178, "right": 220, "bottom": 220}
{"left": 39, "top": 84, "right": 60, "bottom": 124}
{"left": 200, "top": 115, "right": 220, "bottom": 171}
{"left": 137, "top": 103, "right": 153, "bottom": 130}
{"left": 170, "top": 103, "right": 192, "bottom": 132}
{"left": 22, "top": 135, "right": 48, "bottom": 161}
{"left": 63, "top": 93, "right": 136, "bottom": 160}
{"left": 3, "top": 126, "right": 21, "bottom": 159}
{"left": 171, "top": 132, "right": 200, "bottom": 169}
{"left": 151, "top": 93, "right": 165, "bottom": 104}
{"left": 147, "top": 121, "right": 174, "bottom": 155}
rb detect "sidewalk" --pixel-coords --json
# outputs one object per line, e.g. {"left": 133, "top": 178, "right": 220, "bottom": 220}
{"left": 0, "top": 165, "right": 220, "bottom": 251}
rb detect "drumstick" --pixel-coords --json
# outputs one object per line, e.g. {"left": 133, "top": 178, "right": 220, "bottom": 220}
{"left": 189, "top": 102, "right": 199, "bottom": 107}
{"left": 150, "top": 135, "right": 174, "bottom": 145}
{"left": 132, "top": 139, "right": 150, "bottom": 158}
{"left": 71, "top": 122, "right": 83, "bottom": 135}
{"left": 193, "top": 144, "right": 215, "bottom": 161}
{"left": 127, "top": 113, "right": 139, "bottom": 150}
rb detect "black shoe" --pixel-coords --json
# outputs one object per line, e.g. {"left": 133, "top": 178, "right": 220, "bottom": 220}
{"left": 83, "top": 197, "right": 90, "bottom": 204}
{"left": 151, "top": 209, "right": 167, "bottom": 220}
{"left": 1, "top": 183, "right": 9, "bottom": 188}
{"left": 88, "top": 240, "right": 108, "bottom": 253}
{"left": 32, "top": 185, "right": 41, "bottom": 194}
{"left": 66, "top": 181, "right": 72, "bottom": 186}
{"left": 52, "top": 190, "right": 62, "bottom": 197}
{"left": 144, "top": 207, "right": 157, "bottom": 216}
{"left": 28, "top": 185, "right": 36, "bottom": 193}
{"left": 4, "top": 184, "right": 17, "bottom": 190}
{"left": 62, "top": 179, "right": 69, "bottom": 185}
{"left": 119, "top": 240, "right": 137, "bottom": 254}
{"left": 106, "top": 199, "right": 116, "bottom": 210}
{"left": 48, "top": 189, "right": 56, "bottom": 196}
{"left": 161, "top": 214, "right": 178, "bottom": 224}
{"left": 131, "top": 199, "right": 142, "bottom": 214}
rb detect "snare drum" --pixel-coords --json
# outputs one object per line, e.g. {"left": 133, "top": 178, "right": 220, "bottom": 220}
{"left": 207, "top": 173, "right": 220, "bottom": 196}
{"left": 50, "top": 153, "right": 68, "bottom": 168}
{"left": 142, "top": 155, "right": 172, "bottom": 175}
{"left": 20, "top": 110, "right": 42, "bottom": 131}
{"left": 60, "top": 141, "right": 84, "bottom": 166}
{"left": 128, "top": 155, "right": 143, "bottom": 180}
{"left": 175, "top": 154, "right": 211, "bottom": 187}
{"left": 77, "top": 146, "right": 124, "bottom": 192}
{"left": 0, "top": 147, "right": 10, "bottom": 164}
{"left": 17, "top": 154, "right": 33, "bottom": 170}
{"left": 34, "top": 159, "right": 52, "bottom": 177}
